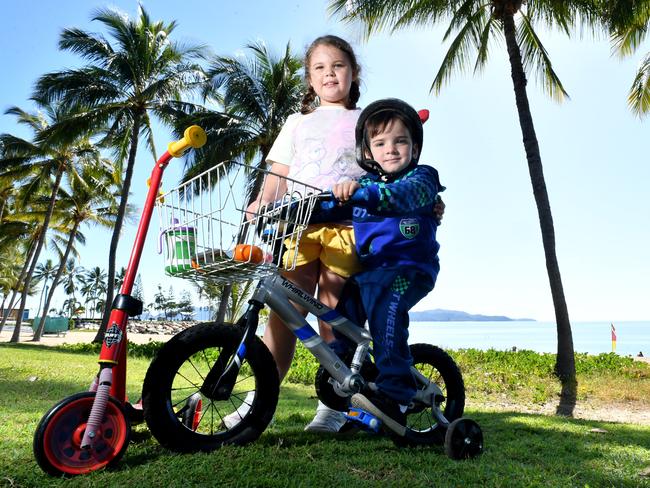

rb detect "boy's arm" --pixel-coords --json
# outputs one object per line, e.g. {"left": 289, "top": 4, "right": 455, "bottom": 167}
{"left": 360, "top": 166, "right": 444, "bottom": 215}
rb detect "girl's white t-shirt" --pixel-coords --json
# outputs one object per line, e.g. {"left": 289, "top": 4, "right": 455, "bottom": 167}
{"left": 266, "top": 106, "right": 365, "bottom": 190}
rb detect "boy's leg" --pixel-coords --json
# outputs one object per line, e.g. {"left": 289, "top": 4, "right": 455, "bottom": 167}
{"left": 352, "top": 269, "right": 433, "bottom": 434}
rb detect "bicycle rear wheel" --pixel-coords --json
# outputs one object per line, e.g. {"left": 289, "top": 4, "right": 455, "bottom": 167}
{"left": 398, "top": 343, "right": 465, "bottom": 447}
{"left": 142, "top": 322, "right": 279, "bottom": 452}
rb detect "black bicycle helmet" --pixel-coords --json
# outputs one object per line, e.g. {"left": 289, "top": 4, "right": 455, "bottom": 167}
{"left": 355, "top": 98, "right": 426, "bottom": 177}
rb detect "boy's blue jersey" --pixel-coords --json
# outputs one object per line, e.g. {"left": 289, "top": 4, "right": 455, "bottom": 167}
{"left": 352, "top": 164, "right": 443, "bottom": 278}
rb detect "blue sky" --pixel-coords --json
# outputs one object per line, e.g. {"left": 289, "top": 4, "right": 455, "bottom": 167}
{"left": 2, "top": 1, "right": 648, "bottom": 322}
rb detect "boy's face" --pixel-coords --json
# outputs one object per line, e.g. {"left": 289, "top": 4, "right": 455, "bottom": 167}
{"left": 365, "top": 118, "right": 418, "bottom": 174}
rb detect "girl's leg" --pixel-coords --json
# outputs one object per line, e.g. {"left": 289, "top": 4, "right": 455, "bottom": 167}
{"left": 262, "top": 260, "right": 320, "bottom": 381}
{"left": 302, "top": 266, "right": 351, "bottom": 433}
{"left": 223, "top": 260, "right": 319, "bottom": 429}
{"left": 316, "top": 266, "right": 348, "bottom": 343}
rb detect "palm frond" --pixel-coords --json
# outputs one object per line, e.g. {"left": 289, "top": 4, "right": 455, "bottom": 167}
{"left": 518, "top": 10, "right": 569, "bottom": 102}
{"left": 59, "top": 27, "right": 114, "bottom": 64}
{"left": 431, "top": 5, "right": 489, "bottom": 94}
{"left": 628, "top": 52, "right": 650, "bottom": 116}
{"left": 330, "top": 0, "right": 460, "bottom": 38}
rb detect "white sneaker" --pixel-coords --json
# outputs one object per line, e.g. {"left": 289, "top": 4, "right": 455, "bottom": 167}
{"left": 222, "top": 390, "right": 255, "bottom": 429}
{"left": 304, "top": 400, "right": 346, "bottom": 433}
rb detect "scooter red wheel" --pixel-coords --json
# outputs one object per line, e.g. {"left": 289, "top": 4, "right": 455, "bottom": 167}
{"left": 33, "top": 392, "right": 131, "bottom": 476}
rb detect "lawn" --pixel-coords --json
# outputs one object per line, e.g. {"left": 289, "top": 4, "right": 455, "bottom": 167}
{"left": 1, "top": 343, "right": 649, "bottom": 487}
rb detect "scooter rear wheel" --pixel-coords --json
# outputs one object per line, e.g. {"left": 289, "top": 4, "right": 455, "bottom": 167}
{"left": 33, "top": 392, "right": 130, "bottom": 476}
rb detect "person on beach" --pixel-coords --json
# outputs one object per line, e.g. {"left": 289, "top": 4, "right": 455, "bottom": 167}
{"left": 328, "top": 98, "right": 445, "bottom": 435}
{"left": 223, "top": 35, "right": 367, "bottom": 432}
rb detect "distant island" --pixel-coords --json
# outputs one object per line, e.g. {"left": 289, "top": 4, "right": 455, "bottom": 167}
{"left": 410, "top": 309, "right": 535, "bottom": 322}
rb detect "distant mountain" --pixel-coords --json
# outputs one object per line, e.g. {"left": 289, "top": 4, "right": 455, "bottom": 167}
{"left": 410, "top": 309, "right": 535, "bottom": 322}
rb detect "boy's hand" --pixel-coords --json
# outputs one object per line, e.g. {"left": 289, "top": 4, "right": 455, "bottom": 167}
{"left": 332, "top": 181, "right": 361, "bottom": 203}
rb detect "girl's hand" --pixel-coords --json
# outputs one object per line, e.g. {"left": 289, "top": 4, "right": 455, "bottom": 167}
{"left": 332, "top": 180, "right": 360, "bottom": 203}
{"left": 245, "top": 200, "right": 262, "bottom": 221}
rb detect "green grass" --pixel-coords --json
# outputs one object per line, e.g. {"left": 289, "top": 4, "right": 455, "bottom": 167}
{"left": 1, "top": 343, "right": 649, "bottom": 487}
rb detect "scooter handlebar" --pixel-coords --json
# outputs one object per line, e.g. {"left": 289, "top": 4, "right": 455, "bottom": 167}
{"left": 167, "top": 125, "right": 207, "bottom": 157}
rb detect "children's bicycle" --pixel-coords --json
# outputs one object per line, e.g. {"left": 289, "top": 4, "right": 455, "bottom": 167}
{"left": 32, "top": 126, "right": 208, "bottom": 476}
{"left": 141, "top": 161, "right": 484, "bottom": 459}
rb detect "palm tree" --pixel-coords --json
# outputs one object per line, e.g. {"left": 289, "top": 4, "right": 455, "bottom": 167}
{"left": 81, "top": 266, "right": 107, "bottom": 318}
{"left": 33, "top": 5, "right": 207, "bottom": 341}
{"left": 0, "top": 103, "right": 103, "bottom": 341}
{"left": 177, "top": 41, "right": 303, "bottom": 322}
{"left": 330, "top": 0, "right": 603, "bottom": 415}
{"left": 32, "top": 259, "right": 58, "bottom": 321}
{"left": 61, "top": 259, "right": 83, "bottom": 316}
{"left": 605, "top": 1, "right": 650, "bottom": 116}
{"left": 33, "top": 164, "right": 117, "bottom": 341}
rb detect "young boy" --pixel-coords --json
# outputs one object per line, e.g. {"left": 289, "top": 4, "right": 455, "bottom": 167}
{"left": 330, "top": 98, "right": 444, "bottom": 436}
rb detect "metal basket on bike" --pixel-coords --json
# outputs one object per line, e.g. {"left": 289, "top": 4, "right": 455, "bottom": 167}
{"left": 157, "top": 161, "right": 321, "bottom": 284}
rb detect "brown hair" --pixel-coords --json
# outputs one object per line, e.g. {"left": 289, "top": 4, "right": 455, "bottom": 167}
{"left": 301, "top": 35, "right": 361, "bottom": 114}
{"left": 365, "top": 111, "right": 414, "bottom": 141}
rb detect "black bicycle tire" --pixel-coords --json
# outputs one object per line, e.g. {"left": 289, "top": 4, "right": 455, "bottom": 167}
{"left": 398, "top": 343, "right": 465, "bottom": 447}
{"left": 142, "top": 322, "right": 279, "bottom": 452}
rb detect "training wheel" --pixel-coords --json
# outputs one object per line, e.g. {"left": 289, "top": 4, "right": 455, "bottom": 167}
{"left": 444, "top": 418, "right": 483, "bottom": 460}
{"left": 33, "top": 392, "right": 131, "bottom": 476}
{"left": 181, "top": 393, "right": 203, "bottom": 431}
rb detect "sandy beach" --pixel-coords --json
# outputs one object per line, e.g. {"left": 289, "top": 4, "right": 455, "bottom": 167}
{"left": 0, "top": 326, "right": 176, "bottom": 346}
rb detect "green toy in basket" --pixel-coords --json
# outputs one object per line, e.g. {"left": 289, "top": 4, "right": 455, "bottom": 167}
{"left": 160, "top": 219, "right": 196, "bottom": 274}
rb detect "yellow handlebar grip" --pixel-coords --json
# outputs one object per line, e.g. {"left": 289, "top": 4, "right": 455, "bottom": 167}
{"left": 167, "top": 125, "right": 207, "bottom": 157}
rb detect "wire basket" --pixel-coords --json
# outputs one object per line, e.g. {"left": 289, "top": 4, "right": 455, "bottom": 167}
{"left": 157, "top": 161, "right": 322, "bottom": 284}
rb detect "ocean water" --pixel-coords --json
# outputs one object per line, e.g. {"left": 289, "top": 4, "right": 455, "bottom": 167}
{"left": 408, "top": 321, "right": 650, "bottom": 357}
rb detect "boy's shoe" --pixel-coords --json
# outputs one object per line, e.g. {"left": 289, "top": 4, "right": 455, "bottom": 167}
{"left": 222, "top": 390, "right": 255, "bottom": 429}
{"left": 351, "top": 392, "right": 407, "bottom": 437}
{"left": 304, "top": 400, "right": 347, "bottom": 433}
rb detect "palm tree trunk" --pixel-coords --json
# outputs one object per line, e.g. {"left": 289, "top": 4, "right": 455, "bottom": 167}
{"left": 33, "top": 221, "right": 80, "bottom": 341}
{"left": 0, "top": 238, "right": 39, "bottom": 334}
{"left": 94, "top": 112, "right": 142, "bottom": 343}
{"left": 10, "top": 168, "right": 65, "bottom": 342}
{"left": 502, "top": 13, "right": 577, "bottom": 415}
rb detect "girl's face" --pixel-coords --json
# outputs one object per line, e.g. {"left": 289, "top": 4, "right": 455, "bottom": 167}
{"left": 307, "top": 44, "right": 354, "bottom": 107}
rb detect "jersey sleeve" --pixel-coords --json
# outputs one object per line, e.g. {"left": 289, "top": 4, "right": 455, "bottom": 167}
{"left": 266, "top": 113, "right": 301, "bottom": 167}
{"left": 360, "top": 165, "right": 444, "bottom": 215}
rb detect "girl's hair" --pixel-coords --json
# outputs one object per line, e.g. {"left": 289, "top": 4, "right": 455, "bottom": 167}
{"left": 301, "top": 35, "right": 361, "bottom": 114}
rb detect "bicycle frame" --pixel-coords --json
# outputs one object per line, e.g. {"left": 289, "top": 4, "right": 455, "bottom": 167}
{"left": 209, "top": 271, "right": 445, "bottom": 412}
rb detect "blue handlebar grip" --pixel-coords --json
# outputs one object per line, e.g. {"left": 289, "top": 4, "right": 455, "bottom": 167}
{"left": 320, "top": 200, "right": 337, "bottom": 211}
{"left": 349, "top": 188, "right": 369, "bottom": 204}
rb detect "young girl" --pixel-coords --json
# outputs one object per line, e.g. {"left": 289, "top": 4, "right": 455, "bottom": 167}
{"left": 224, "top": 35, "right": 366, "bottom": 433}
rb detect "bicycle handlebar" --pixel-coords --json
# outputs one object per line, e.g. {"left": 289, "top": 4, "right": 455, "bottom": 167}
{"left": 319, "top": 188, "right": 369, "bottom": 211}
{"left": 167, "top": 125, "right": 207, "bottom": 157}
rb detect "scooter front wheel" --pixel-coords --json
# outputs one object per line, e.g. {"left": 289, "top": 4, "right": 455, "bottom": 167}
{"left": 33, "top": 392, "right": 131, "bottom": 476}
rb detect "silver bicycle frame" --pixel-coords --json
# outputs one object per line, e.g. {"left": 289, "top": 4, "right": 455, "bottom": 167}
{"left": 252, "top": 273, "right": 371, "bottom": 388}
{"left": 250, "top": 273, "right": 443, "bottom": 405}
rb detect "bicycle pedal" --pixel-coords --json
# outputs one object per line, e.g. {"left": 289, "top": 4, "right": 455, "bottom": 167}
{"left": 345, "top": 408, "right": 381, "bottom": 433}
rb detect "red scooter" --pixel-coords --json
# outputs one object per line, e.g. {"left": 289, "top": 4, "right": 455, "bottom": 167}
{"left": 33, "top": 126, "right": 207, "bottom": 476}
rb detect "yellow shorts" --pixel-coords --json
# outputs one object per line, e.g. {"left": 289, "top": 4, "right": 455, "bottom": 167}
{"left": 283, "top": 223, "right": 361, "bottom": 278}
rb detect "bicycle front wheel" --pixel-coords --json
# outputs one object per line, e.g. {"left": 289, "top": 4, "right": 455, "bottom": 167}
{"left": 142, "top": 322, "right": 279, "bottom": 452}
